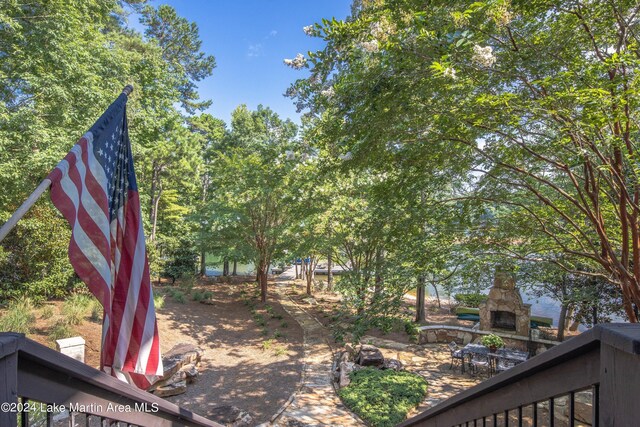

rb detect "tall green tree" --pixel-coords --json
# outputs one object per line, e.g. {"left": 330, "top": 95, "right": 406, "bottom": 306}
{"left": 290, "top": 0, "right": 640, "bottom": 322}
{"left": 208, "top": 105, "right": 299, "bottom": 302}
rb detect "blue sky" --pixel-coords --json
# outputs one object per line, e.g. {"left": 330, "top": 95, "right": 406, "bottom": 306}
{"left": 137, "top": 1, "right": 352, "bottom": 125}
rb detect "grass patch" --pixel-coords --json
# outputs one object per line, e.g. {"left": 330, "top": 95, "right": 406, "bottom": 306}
{"left": 40, "top": 305, "right": 55, "bottom": 320}
{"left": 192, "top": 290, "right": 205, "bottom": 302}
{"left": 89, "top": 301, "right": 102, "bottom": 322}
{"left": 62, "top": 294, "right": 93, "bottom": 325}
{"left": 274, "top": 345, "right": 287, "bottom": 356}
{"left": 154, "top": 294, "right": 165, "bottom": 310}
{"left": 261, "top": 339, "right": 274, "bottom": 351}
{"left": 280, "top": 321, "right": 289, "bottom": 328}
{"left": 173, "top": 292, "right": 186, "bottom": 304}
{"left": 0, "top": 297, "right": 36, "bottom": 334}
{"left": 338, "top": 368, "right": 427, "bottom": 427}
{"left": 49, "top": 319, "right": 75, "bottom": 344}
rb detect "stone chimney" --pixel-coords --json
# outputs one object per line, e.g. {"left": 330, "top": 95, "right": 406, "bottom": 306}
{"left": 479, "top": 270, "right": 531, "bottom": 337}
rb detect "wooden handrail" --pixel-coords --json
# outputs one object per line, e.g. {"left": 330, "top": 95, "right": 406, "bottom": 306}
{"left": 0, "top": 333, "right": 222, "bottom": 427}
{"left": 400, "top": 324, "right": 640, "bottom": 427}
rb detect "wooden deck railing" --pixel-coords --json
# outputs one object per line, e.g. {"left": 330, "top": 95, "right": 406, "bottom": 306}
{"left": 399, "top": 323, "right": 640, "bottom": 427}
{"left": 0, "top": 333, "right": 222, "bottom": 427}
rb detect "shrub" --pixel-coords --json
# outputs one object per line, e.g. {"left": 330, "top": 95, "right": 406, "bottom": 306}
{"left": 339, "top": 368, "right": 428, "bottom": 427}
{"left": 49, "top": 319, "right": 75, "bottom": 344}
{"left": 62, "top": 294, "right": 94, "bottom": 325}
{"left": 154, "top": 294, "right": 165, "bottom": 310}
{"left": 404, "top": 320, "right": 419, "bottom": 343}
{"left": 280, "top": 321, "right": 289, "bottom": 328}
{"left": 192, "top": 290, "right": 205, "bottom": 302}
{"left": 454, "top": 293, "right": 488, "bottom": 308}
{"left": 481, "top": 334, "right": 505, "bottom": 349}
{"left": 261, "top": 339, "right": 274, "bottom": 351}
{"left": 173, "top": 291, "right": 186, "bottom": 304}
{"left": 89, "top": 301, "right": 102, "bottom": 322}
{"left": 0, "top": 297, "right": 36, "bottom": 334}
{"left": 40, "top": 305, "right": 55, "bottom": 320}
{"left": 274, "top": 345, "right": 287, "bottom": 356}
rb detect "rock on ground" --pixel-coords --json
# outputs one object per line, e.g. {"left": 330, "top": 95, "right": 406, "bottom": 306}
{"left": 208, "top": 405, "right": 253, "bottom": 427}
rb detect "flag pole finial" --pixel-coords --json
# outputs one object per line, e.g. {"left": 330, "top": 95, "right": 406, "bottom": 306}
{"left": 122, "top": 85, "right": 134, "bottom": 96}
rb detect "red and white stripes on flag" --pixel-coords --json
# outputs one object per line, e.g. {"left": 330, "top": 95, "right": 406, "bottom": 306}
{"left": 47, "top": 93, "right": 162, "bottom": 389}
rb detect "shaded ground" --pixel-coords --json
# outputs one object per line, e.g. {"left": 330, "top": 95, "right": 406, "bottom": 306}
{"left": 22, "top": 279, "right": 304, "bottom": 426}
{"left": 157, "top": 281, "right": 304, "bottom": 424}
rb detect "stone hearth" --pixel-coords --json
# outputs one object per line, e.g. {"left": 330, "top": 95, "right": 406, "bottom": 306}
{"left": 479, "top": 271, "right": 531, "bottom": 337}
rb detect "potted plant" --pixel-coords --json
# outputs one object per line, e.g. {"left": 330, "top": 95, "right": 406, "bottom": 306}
{"left": 481, "top": 334, "right": 505, "bottom": 352}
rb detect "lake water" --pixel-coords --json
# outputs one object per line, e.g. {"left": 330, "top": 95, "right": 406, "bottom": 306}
{"left": 206, "top": 261, "right": 610, "bottom": 329}
{"left": 204, "top": 255, "right": 255, "bottom": 276}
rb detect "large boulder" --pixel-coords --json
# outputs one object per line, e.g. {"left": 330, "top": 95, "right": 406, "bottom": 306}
{"left": 356, "top": 344, "right": 384, "bottom": 367}
{"left": 382, "top": 358, "right": 404, "bottom": 371}
{"left": 161, "top": 343, "right": 203, "bottom": 379}
{"left": 339, "top": 362, "right": 356, "bottom": 388}
{"left": 208, "top": 405, "right": 253, "bottom": 427}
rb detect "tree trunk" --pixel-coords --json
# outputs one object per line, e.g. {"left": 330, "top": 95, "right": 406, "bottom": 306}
{"left": 150, "top": 187, "right": 162, "bottom": 242}
{"left": 200, "top": 249, "right": 206, "bottom": 277}
{"left": 372, "top": 248, "right": 383, "bottom": 305}
{"left": 222, "top": 257, "right": 229, "bottom": 276}
{"left": 327, "top": 250, "right": 333, "bottom": 291}
{"left": 415, "top": 275, "right": 426, "bottom": 323}
{"left": 258, "top": 268, "right": 268, "bottom": 302}
{"left": 306, "top": 261, "right": 313, "bottom": 295}
{"left": 557, "top": 303, "right": 568, "bottom": 341}
{"left": 557, "top": 278, "right": 568, "bottom": 341}
{"left": 232, "top": 259, "right": 237, "bottom": 275}
{"left": 294, "top": 262, "right": 299, "bottom": 279}
{"left": 431, "top": 283, "right": 441, "bottom": 309}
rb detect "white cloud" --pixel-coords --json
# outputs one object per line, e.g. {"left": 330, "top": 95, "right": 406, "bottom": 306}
{"left": 247, "top": 43, "right": 263, "bottom": 58}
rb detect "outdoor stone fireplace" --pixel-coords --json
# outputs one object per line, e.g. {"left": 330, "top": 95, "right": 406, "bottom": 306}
{"left": 479, "top": 271, "right": 531, "bottom": 337}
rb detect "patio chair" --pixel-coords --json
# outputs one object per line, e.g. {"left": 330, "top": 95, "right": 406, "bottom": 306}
{"left": 448, "top": 341, "right": 465, "bottom": 372}
{"left": 470, "top": 354, "right": 491, "bottom": 377}
{"left": 495, "top": 356, "right": 518, "bottom": 374}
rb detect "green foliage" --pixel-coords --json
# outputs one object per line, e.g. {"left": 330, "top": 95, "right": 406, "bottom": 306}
{"left": 0, "top": 0, "right": 217, "bottom": 306}
{"left": 40, "top": 305, "right": 55, "bottom": 320}
{"left": 163, "top": 238, "right": 198, "bottom": 284}
{"left": 454, "top": 293, "right": 488, "bottom": 308}
{"left": 339, "top": 368, "right": 428, "bottom": 427}
{"left": 173, "top": 291, "right": 186, "bottom": 304}
{"left": 0, "top": 298, "right": 36, "bottom": 334}
{"left": 154, "top": 294, "right": 165, "bottom": 310}
{"left": 274, "top": 345, "right": 287, "bottom": 356}
{"left": 404, "top": 320, "right": 419, "bottom": 343}
{"left": 261, "top": 339, "right": 274, "bottom": 351}
{"left": 62, "top": 294, "right": 94, "bottom": 325}
{"left": 0, "top": 207, "right": 77, "bottom": 302}
{"left": 481, "top": 334, "right": 504, "bottom": 349}
{"left": 49, "top": 319, "right": 75, "bottom": 344}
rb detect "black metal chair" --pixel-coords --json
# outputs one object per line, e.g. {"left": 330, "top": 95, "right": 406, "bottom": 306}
{"left": 495, "top": 356, "right": 518, "bottom": 374}
{"left": 470, "top": 353, "right": 491, "bottom": 377}
{"left": 448, "top": 341, "right": 466, "bottom": 372}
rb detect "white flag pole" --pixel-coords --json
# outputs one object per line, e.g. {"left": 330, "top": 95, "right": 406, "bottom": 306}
{"left": 0, "top": 179, "right": 52, "bottom": 243}
{"left": 0, "top": 85, "right": 134, "bottom": 244}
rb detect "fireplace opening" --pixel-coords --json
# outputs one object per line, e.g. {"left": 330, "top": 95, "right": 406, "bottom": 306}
{"left": 491, "top": 310, "right": 516, "bottom": 330}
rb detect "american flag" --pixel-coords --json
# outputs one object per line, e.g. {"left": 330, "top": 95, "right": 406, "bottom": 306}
{"left": 47, "top": 92, "right": 162, "bottom": 389}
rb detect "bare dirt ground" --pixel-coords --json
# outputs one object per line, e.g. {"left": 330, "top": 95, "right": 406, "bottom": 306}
{"left": 24, "top": 279, "right": 304, "bottom": 425}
